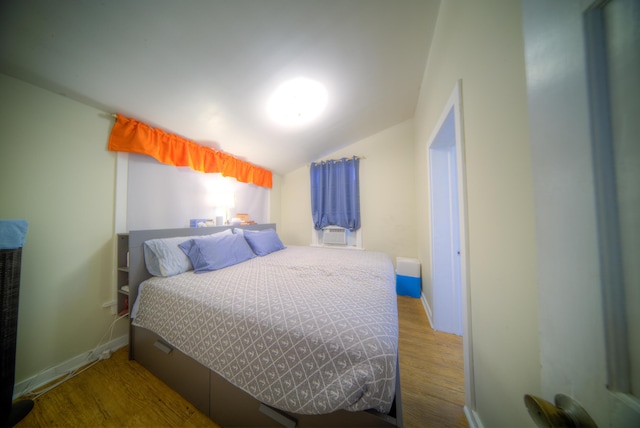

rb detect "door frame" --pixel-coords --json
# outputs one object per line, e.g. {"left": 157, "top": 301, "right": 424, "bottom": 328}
{"left": 426, "top": 80, "right": 475, "bottom": 412}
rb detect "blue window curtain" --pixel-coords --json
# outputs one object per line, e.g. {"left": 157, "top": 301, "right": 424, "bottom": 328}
{"left": 310, "top": 157, "right": 361, "bottom": 231}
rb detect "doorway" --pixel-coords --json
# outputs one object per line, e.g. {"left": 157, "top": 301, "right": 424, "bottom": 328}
{"left": 426, "top": 80, "right": 475, "bottom": 411}
{"left": 429, "top": 108, "right": 462, "bottom": 336}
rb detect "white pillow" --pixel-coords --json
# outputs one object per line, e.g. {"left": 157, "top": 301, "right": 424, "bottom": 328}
{"left": 143, "top": 229, "right": 233, "bottom": 276}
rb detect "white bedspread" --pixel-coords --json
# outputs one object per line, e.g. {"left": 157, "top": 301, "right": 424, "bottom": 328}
{"left": 132, "top": 245, "right": 398, "bottom": 415}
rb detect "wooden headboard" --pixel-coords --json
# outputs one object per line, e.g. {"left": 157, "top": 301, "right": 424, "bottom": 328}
{"left": 128, "top": 223, "right": 276, "bottom": 314}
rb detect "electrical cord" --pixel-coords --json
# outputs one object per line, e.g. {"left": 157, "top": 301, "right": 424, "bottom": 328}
{"left": 86, "top": 312, "right": 129, "bottom": 361}
{"left": 20, "top": 312, "right": 128, "bottom": 400}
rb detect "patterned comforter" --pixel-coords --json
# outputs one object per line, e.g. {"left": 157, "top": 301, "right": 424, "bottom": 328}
{"left": 132, "top": 246, "right": 398, "bottom": 415}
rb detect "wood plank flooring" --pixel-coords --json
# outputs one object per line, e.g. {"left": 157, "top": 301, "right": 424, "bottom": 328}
{"left": 14, "top": 344, "right": 214, "bottom": 428}
{"left": 15, "top": 296, "right": 467, "bottom": 427}
{"left": 397, "top": 296, "right": 468, "bottom": 428}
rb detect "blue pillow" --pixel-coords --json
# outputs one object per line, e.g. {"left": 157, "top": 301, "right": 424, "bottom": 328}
{"left": 179, "top": 233, "right": 255, "bottom": 273}
{"left": 178, "top": 228, "right": 233, "bottom": 255}
{"left": 243, "top": 228, "right": 286, "bottom": 256}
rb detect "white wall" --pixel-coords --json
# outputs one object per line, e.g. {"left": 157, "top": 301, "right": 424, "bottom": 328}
{"left": 126, "top": 154, "right": 269, "bottom": 230}
{"left": 269, "top": 173, "right": 283, "bottom": 228}
{"left": 279, "top": 120, "right": 417, "bottom": 266}
{"left": 0, "top": 73, "right": 128, "bottom": 382}
{"left": 414, "top": 1, "right": 540, "bottom": 426}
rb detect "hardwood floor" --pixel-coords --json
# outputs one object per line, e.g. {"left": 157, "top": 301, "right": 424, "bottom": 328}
{"left": 14, "top": 345, "right": 215, "bottom": 428}
{"left": 15, "top": 296, "right": 466, "bottom": 427}
{"left": 397, "top": 296, "right": 468, "bottom": 428}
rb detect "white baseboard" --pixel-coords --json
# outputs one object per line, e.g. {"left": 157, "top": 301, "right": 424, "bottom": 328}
{"left": 13, "top": 334, "right": 128, "bottom": 399}
{"left": 420, "top": 293, "right": 434, "bottom": 329}
{"left": 464, "top": 405, "right": 485, "bottom": 428}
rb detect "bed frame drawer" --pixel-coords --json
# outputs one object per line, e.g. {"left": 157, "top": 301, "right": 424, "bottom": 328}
{"left": 210, "top": 369, "right": 400, "bottom": 428}
{"left": 132, "top": 326, "right": 210, "bottom": 415}
{"left": 210, "top": 370, "right": 284, "bottom": 427}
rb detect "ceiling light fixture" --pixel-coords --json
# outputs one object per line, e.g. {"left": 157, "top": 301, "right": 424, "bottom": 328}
{"left": 268, "top": 77, "right": 328, "bottom": 126}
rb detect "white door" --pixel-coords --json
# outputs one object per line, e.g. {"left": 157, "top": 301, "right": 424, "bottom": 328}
{"left": 522, "top": 0, "right": 639, "bottom": 425}
{"left": 429, "top": 107, "right": 463, "bottom": 336}
{"left": 429, "top": 110, "right": 462, "bottom": 336}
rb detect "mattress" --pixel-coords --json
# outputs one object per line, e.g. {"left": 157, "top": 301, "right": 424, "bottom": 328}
{"left": 132, "top": 245, "right": 398, "bottom": 415}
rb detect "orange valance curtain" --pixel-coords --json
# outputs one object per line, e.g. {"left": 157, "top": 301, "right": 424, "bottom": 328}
{"left": 108, "top": 114, "right": 272, "bottom": 188}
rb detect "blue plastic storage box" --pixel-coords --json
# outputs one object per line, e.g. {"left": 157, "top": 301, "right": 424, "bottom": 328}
{"left": 396, "top": 257, "right": 421, "bottom": 298}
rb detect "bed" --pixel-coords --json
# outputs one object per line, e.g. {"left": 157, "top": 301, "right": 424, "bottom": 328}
{"left": 127, "top": 224, "right": 403, "bottom": 427}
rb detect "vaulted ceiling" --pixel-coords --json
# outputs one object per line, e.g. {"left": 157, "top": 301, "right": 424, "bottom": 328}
{"left": 0, "top": 0, "right": 440, "bottom": 175}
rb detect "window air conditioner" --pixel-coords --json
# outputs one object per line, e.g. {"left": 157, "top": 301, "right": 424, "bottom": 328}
{"left": 322, "top": 226, "right": 347, "bottom": 245}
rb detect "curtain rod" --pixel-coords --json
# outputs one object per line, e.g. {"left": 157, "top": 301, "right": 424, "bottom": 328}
{"left": 307, "top": 156, "right": 365, "bottom": 167}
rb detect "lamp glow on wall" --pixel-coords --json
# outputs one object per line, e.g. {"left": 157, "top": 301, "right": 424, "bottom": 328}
{"left": 268, "top": 77, "right": 328, "bottom": 126}
{"left": 212, "top": 191, "right": 235, "bottom": 225}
